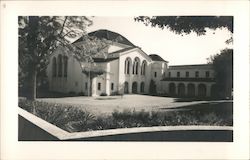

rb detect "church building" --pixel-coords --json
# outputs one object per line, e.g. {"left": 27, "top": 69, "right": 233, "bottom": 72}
{"left": 46, "top": 29, "right": 216, "bottom": 97}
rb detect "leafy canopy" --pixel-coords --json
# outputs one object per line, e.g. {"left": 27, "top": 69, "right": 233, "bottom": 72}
{"left": 135, "top": 16, "right": 233, "bottom": 35}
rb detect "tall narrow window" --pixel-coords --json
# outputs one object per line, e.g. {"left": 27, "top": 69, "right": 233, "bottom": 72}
{"left": 98, "top": 83, "right": 101, "bottom": 90}
{"left": 177, "top": 72, "right": 180, "bottom": 77}
{"left": 124, "top": 57, "right": 131, "bottom": 74}
{"left": 195, "top": 71, "right": 199, "bottom": 78}
{"left": 63, "top": 56, "right": 68, "bottom": 77}
{"left": 205, "top": 71, "right": 210, "bottom": 78}
{"left": 127, "top": 61, "right": 130, "bottom": 74}
{"left": 111, "top": 83, "right": 114, "bottom": 90}
{"left": 186, "top": 71, "right": 189, "bottom": 78}
{"left": 52, "top": 57, "right": 57, "bottom": 77}
{"left": 154, "top": 72, "right": 157, "bottom": 77}
{"left": 133, "top": 57, "right": 140, "bottom": 75}
{"left": 168, "top": 72, "right": 171, "bottom": 77}
{"left": 141, "top": 60, "right": 147, "bottom": 75}
{"left": 58, "top": 54, "right": 63, "bottom": 77}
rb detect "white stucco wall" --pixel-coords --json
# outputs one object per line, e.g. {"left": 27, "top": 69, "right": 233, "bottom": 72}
{"left": 118, "top": 49, "right": 152, "bottom": 94}
{"left": 47, "top": 47, "right": 89, "bottom": 95}
{"left": 167, "top": 65, "right": 214, "bottom": 78}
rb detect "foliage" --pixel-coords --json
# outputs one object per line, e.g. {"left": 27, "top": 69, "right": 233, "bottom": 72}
{"left": 208, "top": 49, "right": 233, "bottom": 98}
{"left": 18, "top": 99, "right": 95, "bottom": 132}
{"left": 18, "top": 16, "right": 93, "bottom": 100}
{"left": 19, "top": 99, "right": 232, "bottom": 133}
{"left": 18, "top": 16, "right": 111, "bottom": 100}
{"left": 135, "top": 16, "right": 233, "bottom": 35}
{"left": 100, "top": 93, "right": 108, "bottom": 96}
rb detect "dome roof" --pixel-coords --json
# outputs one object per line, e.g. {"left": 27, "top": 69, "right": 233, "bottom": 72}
{"left": 149, "top": 54, "right": 167, "bottom": 62}
{"left": 73, "top": 29, "right": 135, "bottom": 46}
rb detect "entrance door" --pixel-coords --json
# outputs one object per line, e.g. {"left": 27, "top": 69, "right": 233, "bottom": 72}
{"left": 124, "top": 82, "right": 129, "bottom": 94}
{"left": 132, "top": 82, "right": 138, "bottom": 94}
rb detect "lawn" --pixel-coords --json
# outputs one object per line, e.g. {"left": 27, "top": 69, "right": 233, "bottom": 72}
{"left": 19, "top": 95, "right": 233, "bottom": 133}
{"left": 37, "top": 95, "right": 224, "bottom": 116}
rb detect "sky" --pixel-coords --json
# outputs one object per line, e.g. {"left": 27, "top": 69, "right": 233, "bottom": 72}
{"left": 86, "top": 17, "right": 232, "bottom": 65}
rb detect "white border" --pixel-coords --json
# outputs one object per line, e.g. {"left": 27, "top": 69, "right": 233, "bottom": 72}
{"left": 1, "top": 1, "right": 249, "bottom": 159}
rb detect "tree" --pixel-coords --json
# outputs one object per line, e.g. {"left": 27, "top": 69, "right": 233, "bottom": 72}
{"left": 208, "top": 49, "right": 233, "bottom": 99}
{"left": 18, "top": 16, "right": 109, "bottom": 100}
{"left": 135, "top": 16, "right": 233, "bottom": 43}
{"left": 68, "top": 36, "right": 111, "bottom": 96}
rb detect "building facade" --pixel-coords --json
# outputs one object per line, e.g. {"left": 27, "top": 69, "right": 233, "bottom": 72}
{"left": 47, "top": 29, "right": 216, "bottom": 97}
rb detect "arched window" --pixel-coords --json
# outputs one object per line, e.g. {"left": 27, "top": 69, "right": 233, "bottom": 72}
{"left": 169, "top": 83, "right": 176, "bottom": 96}
{"left": 52, "top": 57, "right": 57, "bottom": 77}
{"left": 141, "top": 60, "right": 147, "bottom": 75}
{"left": 198, "top": 84, "right": 207, "bottom": 97}
{"left": 187, "top": 83, "right": 195, "bottom": 97}
{"left": 133, "top": 57, "right": 140, "bottom": 75}
{"left": 58, "top": 54, "right": 63, "bottom": 77}
{"left": 132, "top": 82, "right": 138, "bottom": 93}
{"left": 63, "top": 56, "right": 68, "bottom": 77}
{"left": 124, "top": 57, "right": 131, "bottom": 74}
{"left": 177, "top": 83, "right": 185, "bottom": 97}
{"left": 124, "top": 82, "right": 129, "bottom": 94}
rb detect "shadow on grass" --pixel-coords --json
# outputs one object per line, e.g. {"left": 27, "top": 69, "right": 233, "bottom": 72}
{"left": 173, "top": 97, "right": 225, "bottom": 102}
{"left": 160, "top": 102, "right": 233, "bottom": 125}
{"left": 95, "top": 97, "right": 121, "bottom": 100}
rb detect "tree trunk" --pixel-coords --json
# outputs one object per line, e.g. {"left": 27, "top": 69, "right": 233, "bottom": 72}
{"left": 27, "top": 70, "right": 37, "bottom": 100}
{"left": 89, "top": 77, "right": 93, "bottom": 96}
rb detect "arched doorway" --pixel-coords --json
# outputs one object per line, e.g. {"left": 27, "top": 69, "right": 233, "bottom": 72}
{"left": 169, "top": 83, "right": 176, "bottom": 96}
{"left": 177, "top": 83, "right": 185, "bottom": 97}
{"left": 187, "top": 83, "right": 195, "bottom": 97}
{"left": 132, "top": 82, "right": 138, "bottom": 93}
{"left": 140, "top": 82, "right": 145, "bottom": 93}
{"left": 198, "top": 84, "right": 207, "bottom": 97}
{"left": 124, "top": 82, "right": 129, "bottom": 94}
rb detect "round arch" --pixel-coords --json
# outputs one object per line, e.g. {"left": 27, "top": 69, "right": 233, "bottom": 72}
{"left": 187, "top": 83, "right": 195, "bottom": 97}
{"left": 140, "top": 82, "right": 145, "bottom": 93}
{"left": 177, "top": 83, "right": 185, "bottom": 97}
{"left": 132, "top": 82, "right": 138, "bottom": 93}
{"left": 57, "top": 54, "right": 63, "bottom": 77}
{"left": 124, "top": 81, "right": 129, "bottom": 94}
{"left": 124, "top": 57, "right": 132, "bottom": 74}
{"left": 133, "top": 57, "right": 140, "bottom": 75}
{"left": 141, "top": 60, "right": 147, "bottom": 75}
{"left": 169, "top": 83, "right": 176, "bottom": 96}
{"left": 198, "top": 84, "right": 207, "bottom": 97}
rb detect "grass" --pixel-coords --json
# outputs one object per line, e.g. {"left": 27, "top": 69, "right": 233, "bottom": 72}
{"left": 19, "top": 99, "right": 233, "bottom": 133}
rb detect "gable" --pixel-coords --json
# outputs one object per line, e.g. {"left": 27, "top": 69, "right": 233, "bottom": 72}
{"left": 120, "top": 48, "right": 152, "bottom": 62}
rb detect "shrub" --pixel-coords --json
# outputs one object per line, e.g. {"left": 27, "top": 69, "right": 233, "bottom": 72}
{"left": 78, "top": 92, "right": 85, "bottom": 96}
{"left": 19, "top": 99, "right": 233, "bottom": 132}
{"left": 68, "top": 91, "right": 76, "bottom": 96}
{"left": 100, "top": 93, "right": 107, "bottom": 96}
{"left": 18, "top": 99, "right": 95, "bottom": 132}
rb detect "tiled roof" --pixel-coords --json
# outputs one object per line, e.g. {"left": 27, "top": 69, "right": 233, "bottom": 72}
{"left": 73, "top": 29, "right": 135, "bottom": 46}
